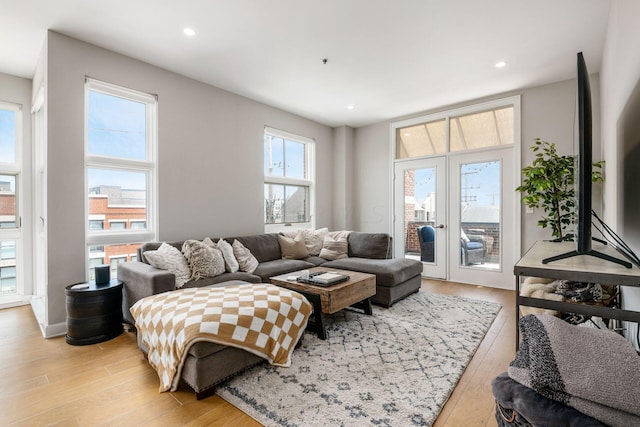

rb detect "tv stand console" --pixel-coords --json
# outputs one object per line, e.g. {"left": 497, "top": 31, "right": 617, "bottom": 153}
{"left": 514, "top": 241, "right": 640, "bottom": 348}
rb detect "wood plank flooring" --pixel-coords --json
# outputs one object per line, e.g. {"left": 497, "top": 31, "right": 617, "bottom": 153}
{"left": 0, "top": 279, "right": 515, "bottom": 426}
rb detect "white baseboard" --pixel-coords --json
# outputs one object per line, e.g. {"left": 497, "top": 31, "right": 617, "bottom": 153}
{"left": 44, "top": 322, "right": 67, "bottom": 339}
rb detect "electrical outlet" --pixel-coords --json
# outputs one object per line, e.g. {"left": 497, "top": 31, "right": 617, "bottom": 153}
{"left": 526, "top": 206, "right": 534, "bottom": 214}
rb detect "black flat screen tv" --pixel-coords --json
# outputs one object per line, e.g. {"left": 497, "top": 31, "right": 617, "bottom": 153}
{"left": 542, "top": 52, "right": 631, "bottom": 268}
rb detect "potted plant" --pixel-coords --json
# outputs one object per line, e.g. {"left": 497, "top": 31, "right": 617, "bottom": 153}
{"left": 516, "top": 138, "right": 604, "bottom": 241}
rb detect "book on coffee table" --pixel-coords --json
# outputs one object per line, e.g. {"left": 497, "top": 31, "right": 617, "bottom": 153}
{"left": 311, "top": 272, "right": 349, "bottom": 284}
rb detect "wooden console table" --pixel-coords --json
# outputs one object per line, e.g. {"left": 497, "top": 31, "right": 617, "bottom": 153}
{"left": 514, "top": 241, "right": 640, "bottom": 347}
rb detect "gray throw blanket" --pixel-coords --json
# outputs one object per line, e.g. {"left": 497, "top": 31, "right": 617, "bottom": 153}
{"left": 508, "top": 314, "right": 640, "bottom": 427}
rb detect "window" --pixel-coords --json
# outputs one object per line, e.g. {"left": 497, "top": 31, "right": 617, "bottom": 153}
{"left": 109, "top": 220, "right": 126, "bottom": 230}
{"left": 0, "top": 100, "right": 21, "bottom": 298}
{"left": 89, "top": 220, "right": 104, "bottom": 230}
{"left": 130, "top": 220, "right": 146, "bottom": 229}
{"left": 263, "top": 127, "right": 315, "bottom": 230}
{"left": 85, "top": 79, "right": 157, "bottom": 280}
{"left": 394, "top": 100, "right": 516, "bottom": 159}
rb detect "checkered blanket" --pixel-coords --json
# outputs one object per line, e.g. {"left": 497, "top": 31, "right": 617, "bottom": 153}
{"left": 130, "top": 283, "right": 312, "bottom": 392}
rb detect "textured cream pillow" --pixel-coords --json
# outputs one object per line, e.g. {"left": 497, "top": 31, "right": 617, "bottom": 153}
{"left": 278, "top": 233, "right": 310, "bottom": 260}
{"left": 182, "top": 239, "right": 225, "bottom": 280}
{"left": 232, "top": 239, "right": 259, "bottom": 273}
{"left": 319, "top": 236, "right": 349, "bottom": 260}
{"left": 143, "top": 243, "right": 191, "bottom": 288}
{"left": 204, "top": 238, "right": 240, "bottom": 273}
{"left": 301, "top": 228, "right": 329, "bottom": 256}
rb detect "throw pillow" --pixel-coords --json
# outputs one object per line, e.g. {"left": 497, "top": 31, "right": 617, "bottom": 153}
{"left": 277, "top": 232, "right": 310, "bottom": 260}
{"left": 319, "top": 236, "right": 349, "bottom": 260}
{"left": 280, "top": 227, "right": 329, "bottom": 256}
{"left": 204, "top": 237, "right": 240, "bottom": 273}
{"left": 232, "top": 239, "right": 259, "bottom": 274}
{"left": 143, "top": 243, "right": 191, "bottom": 288}
{"left": 301, "top": 227, "right": 329, "bottom": 256}
{"left": 329, "top": 230, "right": 352, "bottom": 240}
{"left": 182, "top": 239, "right": 225, "bottom": 280}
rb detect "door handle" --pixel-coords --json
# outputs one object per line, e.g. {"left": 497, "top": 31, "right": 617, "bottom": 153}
{"left": 436, "top": 224, "right": 446, "bottom": 229}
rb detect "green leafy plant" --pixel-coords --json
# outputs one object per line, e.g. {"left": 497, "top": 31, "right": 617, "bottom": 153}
{"left": 516, "top": 138, "right": 604, "bottom": 241}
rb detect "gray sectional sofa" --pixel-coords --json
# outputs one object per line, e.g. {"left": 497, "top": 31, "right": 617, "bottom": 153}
{"left": 118, "top": 231, "right": 423, "bottom": 399}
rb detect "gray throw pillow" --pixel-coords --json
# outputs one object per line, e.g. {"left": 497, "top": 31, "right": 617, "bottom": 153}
{"left": 182, "top": 239, "right": 225, "bottom": 280}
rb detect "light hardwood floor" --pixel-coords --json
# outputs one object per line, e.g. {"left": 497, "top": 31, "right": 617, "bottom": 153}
{"left": 0, "top": 279, "right": 516, "bottom": 426}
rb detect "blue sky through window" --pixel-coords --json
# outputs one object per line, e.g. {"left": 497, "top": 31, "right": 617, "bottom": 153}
{"left": 0, "top": 109, "right": 16, "bottom": 164}
{"left": 412, "top": 161, "right": 500, "bottom": 206}
{"left": 264, "top": 135, "right": 305, "bottom": 179}
{"left": 460, "top": 161, "right": 501, "bottom": 206}
{"left": 88, "top": 91, "right": 146, "bottom": 160}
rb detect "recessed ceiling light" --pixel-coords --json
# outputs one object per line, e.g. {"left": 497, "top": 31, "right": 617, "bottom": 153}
{"left": 347, "top": 105, "right": 355, "bottom": 110}
{"left": 183, "top": 28, "right": 196, "bottom": 37}
{"left": 495, "top": 61, "right": 507, "bottom": 68}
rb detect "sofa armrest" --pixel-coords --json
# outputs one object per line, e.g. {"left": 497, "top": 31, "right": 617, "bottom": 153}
{"left": 119, "top": 261, "right": 176, "bottom": 324}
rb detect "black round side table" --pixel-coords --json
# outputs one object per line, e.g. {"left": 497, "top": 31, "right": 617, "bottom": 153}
{"left": 65, "top": 279, "right": 124, "bottom": 346}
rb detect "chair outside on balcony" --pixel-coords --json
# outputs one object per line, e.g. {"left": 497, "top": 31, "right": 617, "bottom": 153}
{"left": 461, "top": 229, "right": 486, "bottom": 265}
{"left": 417, "top": 225, "right": 435, "bottom": 262}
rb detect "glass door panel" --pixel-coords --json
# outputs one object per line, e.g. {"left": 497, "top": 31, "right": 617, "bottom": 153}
{"left": 458, "top": 160, "right": 501, "bottom": 270}
{"left": 394, "top": 157, "right": 446, "bottom": 279}
{"left": 449, "top": 147, "right": 517, "bottom": 289}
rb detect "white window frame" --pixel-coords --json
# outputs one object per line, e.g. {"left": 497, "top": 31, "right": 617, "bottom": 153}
{"left": 0, "top": 100, "right": 24, "bottom": 302}
{"left": 392, "top": 96, "right": 519, "bottom": 159}
{"left": 84, "top": 78, "right": 158, "bottom": 276}
{"left": 264, "top": 126, "right": 315, "bottom": 233}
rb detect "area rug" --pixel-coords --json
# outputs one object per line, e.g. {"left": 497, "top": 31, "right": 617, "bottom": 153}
{"left": 217, "top": 290, "right": 501, "bottom": 427}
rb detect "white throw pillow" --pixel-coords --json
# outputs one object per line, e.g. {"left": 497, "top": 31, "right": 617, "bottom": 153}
{"left": 143, "top": 243, "right": 191, "bottom": 288}
{"left": 232, "top": 239, "right": 259, "bottom": 274}
{"left": 214, "top": 238, "right": 240, "bottom": 273}
{"left": 182, "top": 239, "right": 225, "bottom": 280}
{"left": 319, "top": 236, "right": 349, "bottom": 260}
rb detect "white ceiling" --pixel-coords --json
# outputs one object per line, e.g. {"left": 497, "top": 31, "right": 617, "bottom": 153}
{"left": 0, "top": 0, "right": 612, "bottom": 128}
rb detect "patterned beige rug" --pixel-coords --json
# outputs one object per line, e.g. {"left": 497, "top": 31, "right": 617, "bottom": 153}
{"left": 217, "top": 290, "right": 501, "bottom": 427}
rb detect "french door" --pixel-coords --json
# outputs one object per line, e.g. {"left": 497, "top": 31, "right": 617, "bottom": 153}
{"left": 393, "top": 157, "right": 447, "bottom": 279}
{"left": 393, "top": 147, "right": 518, "bottom": 289}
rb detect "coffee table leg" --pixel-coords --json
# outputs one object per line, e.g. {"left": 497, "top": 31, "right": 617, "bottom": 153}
{"left": 363, "top": 297, "right": 373, "bottom": 315}
{"left": 299, "top": 292, "right": 326, "bottom": 340}
{"left": 351, "top": 297, "right": 373, "bottom": 315}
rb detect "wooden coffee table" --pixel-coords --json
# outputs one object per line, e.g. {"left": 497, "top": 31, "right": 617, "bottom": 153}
{"left": 270, "top": 267, "right": 376, "bottom": 339}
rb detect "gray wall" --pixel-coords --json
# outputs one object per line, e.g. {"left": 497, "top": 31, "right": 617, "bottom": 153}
{"left": 44, "top": 31, "right": 335, "bottom": 326}
{"left": 352, "top": 78, "right": 602, "bottom": 254}
{"left": 332, "top": 126, "right": 354, "bottom": 230}
{"left": 600, "top": 0, "right": 640, "bottom": 348}
{"left": 0, "top": 72, "right": 33, "bottom": 299}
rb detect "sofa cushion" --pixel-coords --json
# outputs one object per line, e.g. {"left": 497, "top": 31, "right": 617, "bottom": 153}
{"left": 277, "top": 233, "right": 310, "bottom": 260}
{"left": 143, "top": 243, "right": 191, "bottom": 288}
{"left": 303, "top": 256, "right": 327, "bottom": 266}
{"left": 347, "top": 232, "right": 390, "bottom": 259}
{"left": 322, "top": 258, "right": 423, "bottom": 287}
{"left": 319, "top": 236, "right": 349, "bottom": 260}
{"left": 253, "top": 259, "right": 315, "bottom": 281}
{"left": 182, "top": 272, "right": 262, "bottom": 288}
{"left": 232, "top": 234, "right": 282, "bottom": 263}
